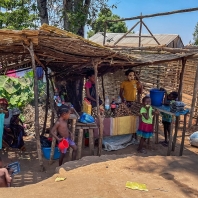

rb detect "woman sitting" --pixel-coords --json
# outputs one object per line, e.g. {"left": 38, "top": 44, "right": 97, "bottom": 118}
{"left": 0, "top": 98, "right": 14, "bottom": 149}
{"left": 0, "top": 99, "right": 25, "bottom": 151}
{"left": 10, "top": 108, "right": 26, "bottom": 151}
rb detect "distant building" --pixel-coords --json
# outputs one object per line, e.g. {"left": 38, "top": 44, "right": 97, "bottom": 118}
{"left": 89, "top": 32, "right": 184, "bottom": 48}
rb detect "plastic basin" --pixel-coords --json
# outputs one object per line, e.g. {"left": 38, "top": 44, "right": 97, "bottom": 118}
{"left": 42, "top": 147, "right": 60, "bottom": 160}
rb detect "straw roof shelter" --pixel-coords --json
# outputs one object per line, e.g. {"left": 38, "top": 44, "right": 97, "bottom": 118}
{"left": 1, "top": 24, "right": 198, "bottom": 169}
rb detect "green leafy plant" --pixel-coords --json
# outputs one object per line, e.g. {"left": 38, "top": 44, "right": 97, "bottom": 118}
{"left": 0, "top": 71, "right": 34, "bottom": 109}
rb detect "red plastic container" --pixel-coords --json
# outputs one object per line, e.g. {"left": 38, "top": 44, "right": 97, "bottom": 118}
{"left": 58, "top": 139, "right": 69, "bottom": 151}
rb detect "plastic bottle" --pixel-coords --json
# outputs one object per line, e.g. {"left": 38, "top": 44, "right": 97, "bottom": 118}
{"left": 105, "top": 96, "right": 110, "bottom": 110}
{"left": 117, "top": 96, "right": 122, "bottom": 104}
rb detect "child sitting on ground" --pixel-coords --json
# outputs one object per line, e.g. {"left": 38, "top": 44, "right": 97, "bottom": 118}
{"left": 0, "top": 157, "right": 12, "bottom": 187}
{"left": 137, "top": 96, "right": 158, "bottom": 153}
{"left": 161, "top": 91, "right": 178, "bottom": 146}
{"left": 50, "top": 105, "right": 77, "bottom": 166}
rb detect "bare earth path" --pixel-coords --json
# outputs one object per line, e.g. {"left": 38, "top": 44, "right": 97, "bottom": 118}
{"left": 0, "top": 125, "right": 198, "bottom": 198}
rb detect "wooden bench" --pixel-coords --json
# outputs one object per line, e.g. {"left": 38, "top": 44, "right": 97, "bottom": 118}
{"left": 75, "top": 122, "right": 98, "bottom": 160}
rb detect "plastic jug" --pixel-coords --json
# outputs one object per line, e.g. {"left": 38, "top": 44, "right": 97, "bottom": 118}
{"left": 105, "top": 96, "right": 110, "bottom": 110}
{"left": 83, "top": 98, "right": 92, "bottom": 115}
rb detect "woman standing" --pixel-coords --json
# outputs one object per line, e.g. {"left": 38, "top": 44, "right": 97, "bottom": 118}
{"left": 85, "top": 70, "right": 103, "bottom": 116}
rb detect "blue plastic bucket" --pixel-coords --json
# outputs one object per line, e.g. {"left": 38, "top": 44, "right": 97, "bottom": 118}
{"left": 150, "top": 89, "right": 165, "bottom": 106}
{"left": 42, "top": 147, "right": 60, "bottom": 160}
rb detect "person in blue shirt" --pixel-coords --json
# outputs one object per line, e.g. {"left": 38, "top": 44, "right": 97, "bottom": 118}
{"left": 161, "top": 91, "right": 178, "bottom": 146}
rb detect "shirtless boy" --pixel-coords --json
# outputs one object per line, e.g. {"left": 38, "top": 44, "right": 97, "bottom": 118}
{"left": 50, "top": 105, "right": 77, "bottom": 166}
{"left": 0, "top": 157, "right": 12, "bottom": 187}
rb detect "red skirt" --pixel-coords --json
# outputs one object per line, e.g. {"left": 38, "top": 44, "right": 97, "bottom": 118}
{"left": 138, "top": 121, "right": 153, "bottom": 132}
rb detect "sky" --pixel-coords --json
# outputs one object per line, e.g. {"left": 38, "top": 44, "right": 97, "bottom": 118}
{"left": 103, "top": 0, "right": 198, "bottom": 45}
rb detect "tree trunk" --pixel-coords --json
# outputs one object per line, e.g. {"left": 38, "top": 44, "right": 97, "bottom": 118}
{"left": 37, "top": 0, "right": 49, "bottom": 25}
{"left": 63, "top": 0, "right": 72, "bottom": 30}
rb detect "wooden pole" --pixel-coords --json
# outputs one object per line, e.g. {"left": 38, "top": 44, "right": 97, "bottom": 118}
{"left": 180, "top": 114, "right": 187, "bottom": 156}
{"left": 49, "top": 77, "right": 56, "bottom": 164}
{"left": 178, "top": 58, "right": 186, "bottom": 101}
{"left": 106, "top": 7, "right": 198, "bottom": 22}
{"left": 139, "top": 18, "right": 142, "bottom": 47}
{"left": 42, "top": 68, "right": 49, "bottom": 136}
{"left": 93, "top": 60, "right": 103, "bottom": 156}
{"left": 167, "top": 116, "right": 174, "bottom": 156}
{"left": 113, "top": 21, "right": 140, "bottom": 46}
{"left": 26, "top": 42, "right": 44, "bottom": 171}
{"left": 69, "top": 118, "right": 77, "bottom": 160}
{"left": 172, "top": 117, "right": 179, "bottom": 151}
{"left": 101, "top": 75, "right": 105, "bottom": 102}
{"left": 188, "top": 63, "right": 198, "bottom": 128}
{"left": 142, "top": 21, "right": 160, "bottom": 45}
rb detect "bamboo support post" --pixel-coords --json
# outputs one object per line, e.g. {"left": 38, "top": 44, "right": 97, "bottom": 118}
{"left": 138, "top": 18, "right": 142, "bottom": 47}
{"left": 27, "top": 42, "right": 44, "bottom": 171}
{"left": 167, "top": 117, "right": 174, "bottom": 156}
{"left": 172, "top": 117, "right": 179, "bottom": 151}
{"left": 42, "top": 68, "right": 49, "bottom": 136}
{"left": 188, "top": 63, "right": 198, "bottom": 128}
{"left": 180, "top": 114, "right": 187, "bottom": 156}
{"left": 77, "top": 128, "right": 83, "bottom": 160}
{"left": 69, "top": 119, "right": 77, "bottom": 160}
{"left": 178, "top": 58, "right": 186, "bottom": 101}
{"left": 113, "top": 21, "right": 140, "bottom": 46}
{"left": 101, "top": 75, "right": 105, "bottom": 101}
{"left": 93, "top": 60, "right": 103, "bottom": 156}
{"left": 89, "top": 129, "right": 94, "bottom": 155}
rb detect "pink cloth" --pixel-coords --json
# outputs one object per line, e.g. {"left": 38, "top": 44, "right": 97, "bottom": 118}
{"left": 6, "top": 70, "right": 18, "bottom": 78}
{"left": 85, "top": 81, "right": 92, "bottom": 89}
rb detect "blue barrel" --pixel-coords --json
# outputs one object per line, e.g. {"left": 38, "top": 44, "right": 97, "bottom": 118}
{"left": 150, "top": 89, "right": 165, "bottom": 106}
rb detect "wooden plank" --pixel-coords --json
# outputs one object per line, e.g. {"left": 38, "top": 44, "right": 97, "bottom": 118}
{"left": 77, "top": 128, "right": 83, "bottom": 160}
{"left": 180, "top": 114, "right": 187, "bottom": 156}
{"left": 89, "top": 129, "right": 94, "bottom": 156}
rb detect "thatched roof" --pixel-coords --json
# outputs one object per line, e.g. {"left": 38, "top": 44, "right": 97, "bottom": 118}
{"left": 0, "top": 24, "right": 197, "bottom": 77}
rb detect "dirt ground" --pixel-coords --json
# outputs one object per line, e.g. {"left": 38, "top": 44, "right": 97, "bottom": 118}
{"left": 0, "top": 124, "right": 198, "bottom": 198}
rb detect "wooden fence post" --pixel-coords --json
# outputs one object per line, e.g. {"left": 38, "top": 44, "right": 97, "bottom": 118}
{"left": 26, "top": 42, "right": 44, "bottom": 171}
{"left": 93, "top": 60, "right": 104, "bottom": 156}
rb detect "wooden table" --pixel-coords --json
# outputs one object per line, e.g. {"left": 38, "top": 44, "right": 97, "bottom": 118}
{"left": 75, "top": 122, "right": 98, "bottom": 160}
{"left": 153, "top": 105, "right": 189, "bottom": 156}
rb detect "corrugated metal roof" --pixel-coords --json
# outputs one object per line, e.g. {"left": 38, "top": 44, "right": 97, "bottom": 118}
{"left": 89, "top": 32, "right": 184, "bottom": 47}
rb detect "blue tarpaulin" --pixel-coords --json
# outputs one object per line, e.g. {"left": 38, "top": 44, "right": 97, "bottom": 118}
{"left": 0, "top": 113, "right": 5, "bottom": 149}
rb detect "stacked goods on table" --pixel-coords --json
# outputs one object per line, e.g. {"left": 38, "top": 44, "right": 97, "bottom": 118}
{"left": 129, "top": 102, "right": 143, "bottom": 116}
{"left": 104, "top": 100, "right": 142, "bottom": 118}
{"left": 170, "top": 101, "right": 185, "bottom": 113}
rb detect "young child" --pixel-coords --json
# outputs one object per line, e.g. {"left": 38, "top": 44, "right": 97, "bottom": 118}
{"left": 50, "top": 105, "right": 77, "bottom": 166}
{"left": 137, "top": 96, "right": 158, "bottom": 153}
{"left": 0, "top": 157, "right": 12, "bottom": 187}
{"left": 161, "top": 91, "right": 178, "bottom": 146}
{"left": 120, "top": 69, "right": 142, "bottom": 104}
{"left": 120, "top": 69, "right": 142, "bottom": 144}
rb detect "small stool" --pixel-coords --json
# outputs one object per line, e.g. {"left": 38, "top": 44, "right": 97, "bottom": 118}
{"left": 76, "top": 122, "right": 98, "bottom": 160}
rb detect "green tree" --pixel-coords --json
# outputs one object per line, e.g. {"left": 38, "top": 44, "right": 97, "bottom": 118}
{"left": 87, "top": 8, "right": 127, "bottom": 38}
{"left": 193, "top": 22, "right": 198, "bottom": 45}
{"left": 0, "top": 0, "right": 38, "bottom": 30}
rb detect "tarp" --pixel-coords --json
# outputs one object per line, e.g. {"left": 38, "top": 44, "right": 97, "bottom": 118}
{"left": 0, "top": 113, "right": 5, "bottom": 149}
